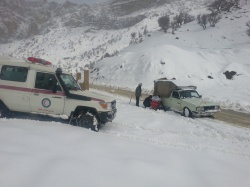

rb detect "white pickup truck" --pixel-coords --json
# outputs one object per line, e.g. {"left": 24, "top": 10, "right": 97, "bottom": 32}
{"left": 0, "top": 56, "right": 117, "bottom": 131}
{"left": 153, "top": 79, "right": 220, "bottom": 117}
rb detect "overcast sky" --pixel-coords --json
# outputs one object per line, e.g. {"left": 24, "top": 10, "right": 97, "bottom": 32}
{"left": 48, "top": 0, "right": 107, "bottom": 5}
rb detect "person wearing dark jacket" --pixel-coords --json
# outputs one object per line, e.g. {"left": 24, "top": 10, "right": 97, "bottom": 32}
{"left": 143, "top": 95, "right": 152, "bottom": 108}
{"left": 135, "top": 83, "right": 142, "bottom": 107}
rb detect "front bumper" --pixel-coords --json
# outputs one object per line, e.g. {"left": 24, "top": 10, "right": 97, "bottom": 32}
{"left": 192, "top": 109, "right": 220, "bottom": 117}
{"left": 98, "top": 108, "right": 117, "bottom": 123}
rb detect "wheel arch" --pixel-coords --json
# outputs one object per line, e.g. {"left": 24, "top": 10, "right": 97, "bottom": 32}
{"left": 0, "top": 99, "right": 10, "bottom": 118}
{"left": 0, "top": 100, "right": 9, "bottom": 109}
{"left": 72, "top": 105, "right": 98, "bottom": 117}
{"left": 183, "top": 107, "right": 192, "bottom": 117}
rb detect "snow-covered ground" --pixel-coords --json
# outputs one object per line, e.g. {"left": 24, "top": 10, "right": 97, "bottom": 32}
{"left": 1, "top": 92, "right": 250, "bottom": 187}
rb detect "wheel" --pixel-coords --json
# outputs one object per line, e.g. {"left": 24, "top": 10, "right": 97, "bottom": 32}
{"left": 78, "top": 114, "right": 99, "bottom": 131}
{"left": 0, "top": 102, "right": 9, "bottom": 118}
{"left": 183, "top": 107, "right": 192, "bottom": 117}
{"left": 163, "top": 106, "right": 170, "bottom": 111}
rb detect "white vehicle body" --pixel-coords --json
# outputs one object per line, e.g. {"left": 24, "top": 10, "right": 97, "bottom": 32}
{"left": 0, "top": 56, "right": 116, "bottom": 130}
{"left": 154, "top": 79, "right": 220, "bottom": 117}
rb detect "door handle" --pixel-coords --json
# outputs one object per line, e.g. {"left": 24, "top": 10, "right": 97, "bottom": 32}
{"left": 34, "top": 93, "right": 39, "bottom": 96}
{"left": 52, "top": 96, "right": 62, "bottom": 99}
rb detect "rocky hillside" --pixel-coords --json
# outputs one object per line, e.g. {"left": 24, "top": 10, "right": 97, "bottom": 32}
{"left": 0, "top": 0, "right": 212, "bottom": 43}
{"left": 1, "top": 0, "right": 248, "bottom": 74}
{"left": 0, "top": 0, "right": 89, "bottom": 43}
{"left": 0, "top": 0, "right": 166, "bottom": 42}
{"left": 109, "top": 0, "right": 170, "bottom": 16}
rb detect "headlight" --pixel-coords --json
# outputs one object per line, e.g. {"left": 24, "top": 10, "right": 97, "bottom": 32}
{"left": 99, "top": 102, "right": 112, "bottom": 110}
{"left": 196, "top": 107, "right": 204, "bottom": 111}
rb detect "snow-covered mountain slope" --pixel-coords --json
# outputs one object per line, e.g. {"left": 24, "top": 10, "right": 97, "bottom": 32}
{"left": 0, "top": 0, "right": 208, "bottom": 68}
{"left": 90, "top": 3, "right": 250, "bottom": 112}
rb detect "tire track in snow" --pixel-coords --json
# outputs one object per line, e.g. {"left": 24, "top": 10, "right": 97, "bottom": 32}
{"left": 99, "top": 99, "right": 250, "bottom": 158}
{"left": 90, "top": 85, "right": 250, "bottom": 128}
{"left": 100, "top": 120, "right": 250, "bottom": 158}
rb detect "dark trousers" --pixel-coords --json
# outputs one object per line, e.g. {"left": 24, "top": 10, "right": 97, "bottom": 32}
{"left": 136, "top": 96, "right": 140, "bottom": 107}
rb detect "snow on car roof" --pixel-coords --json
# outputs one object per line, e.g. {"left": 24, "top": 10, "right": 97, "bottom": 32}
{"left": 0, "top": 56, "right": 69, "bottom": 75}
{"left": 177, "top": 86, "right": 197, "bottom": 90}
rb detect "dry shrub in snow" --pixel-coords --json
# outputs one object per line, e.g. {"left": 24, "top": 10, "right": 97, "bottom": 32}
{"left": 197, "top": 12, "right": 221, "bottom": 29}
{"left": 197, "top": 14, "right": 208, "bottom": 30}
{"left": 247, "top": 21, "right": 250, "bottom": 36}
{"left": 208, "top": 0, "right": 240, "bottom": 13}
{"left": 208, "top": 12, "right": 221, "bottom": 27}
{"left": 158, "top": 15, "right": 170, "bottom": 32}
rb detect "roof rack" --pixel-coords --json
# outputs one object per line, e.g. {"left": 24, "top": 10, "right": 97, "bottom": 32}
{"left": 176, "top": 86, "right": 197, "bottom": 90}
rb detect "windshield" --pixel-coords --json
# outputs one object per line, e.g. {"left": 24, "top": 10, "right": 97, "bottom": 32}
{"left": 180, "top": 90, "right": 200, "bottom": 99}
{"left": 60, "top": 74, "right": 81, "bottom": 91}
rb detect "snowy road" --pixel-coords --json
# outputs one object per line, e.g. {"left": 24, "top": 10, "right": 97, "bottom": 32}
{"left": 90, "top": 84, "right": 250, "bottom": 128}
{"left": 100, "top": 96, "right": 250, "bottom": 158}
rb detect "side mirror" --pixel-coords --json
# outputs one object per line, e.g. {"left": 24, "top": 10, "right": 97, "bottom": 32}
{"left": 199, "top": 95, "right": 202, "bottom": 98}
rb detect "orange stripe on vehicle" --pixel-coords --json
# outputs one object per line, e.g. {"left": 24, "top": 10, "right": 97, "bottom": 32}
{"left": 0, "top": 84, "right": 32, "bottom": 92}
{"left": 91, "top": 98, "right": 104, "bottom": 102}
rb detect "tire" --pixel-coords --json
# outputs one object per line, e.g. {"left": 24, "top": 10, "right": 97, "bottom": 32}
{"left": 0, "top": 102, "right": 9, "bottom": 118}
{"left": 78, "top": 114, "right": 99, "bottom": 132}
{"left": 183, "top": 107, "right": 192, "bottom": 118}
{"left": 163, "top": 106, "right": 170, "bottom": 111}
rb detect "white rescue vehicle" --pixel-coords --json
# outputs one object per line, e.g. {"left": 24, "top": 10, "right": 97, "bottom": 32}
{"left": 0, "top": 56, "right": 117, "bottom": 131}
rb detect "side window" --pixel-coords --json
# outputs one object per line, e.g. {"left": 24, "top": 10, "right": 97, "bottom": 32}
{"left": 0, "top": 65, "right": 28, "bottom": 82}
{"left": 35, "top": 72, "right": 62, "bottom": 91}
{"left": 172, "top": 91, "right": 180, "bottom": 99}
{"left": 190, "top": 91, "right": 199, "bottom": 98}
{"left": 181, "top": 91, "right": 190, "bottom": 98}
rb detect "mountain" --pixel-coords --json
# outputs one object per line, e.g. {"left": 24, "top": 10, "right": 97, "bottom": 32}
{"left": 109, "top": 0, "right": 170, "bottom": 16}
{"left": 0, "top": 0, "right": 171, "bottom": 43}
{"left": 88, "top": 1, "right": 250, "bottom": 112}
{"left": 0, "top": 0, "right": 89, "bottom": 42}
{"left": 0, "top": 0, "right": 216, "bottom": 43}
{"left": 0, "top": 0, "right": 211, "bottom": 66}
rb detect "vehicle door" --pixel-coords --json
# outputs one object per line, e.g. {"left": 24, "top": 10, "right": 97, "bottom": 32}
{"left": 29, "top": 71, "right": 66, "bottom": 115}
{"left": 168, "top": 91, "right": 182, "bottom": 111}
{"left": 0, "top": 65, "right": 30, "bottom": 112}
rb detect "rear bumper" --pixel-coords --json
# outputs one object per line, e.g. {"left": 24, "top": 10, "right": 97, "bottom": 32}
{"left": 98, "top": 108, "right": 117, "bottom": 123}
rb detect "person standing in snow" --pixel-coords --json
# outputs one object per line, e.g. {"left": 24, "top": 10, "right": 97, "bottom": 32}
{"left": 135, "top": 83, "right": 142, "bottom": 107}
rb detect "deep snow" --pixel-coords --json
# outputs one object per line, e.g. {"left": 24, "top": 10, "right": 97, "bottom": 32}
{"left": 1, "top": 92, "right": 250, "bottom": 187}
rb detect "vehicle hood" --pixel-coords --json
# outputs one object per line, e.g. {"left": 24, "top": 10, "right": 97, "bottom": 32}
{"left": 182, "top": 98, "right": 219, "bottom": 107}
{"left": 69, "top": 90, "right": 114, "bottom": 102}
